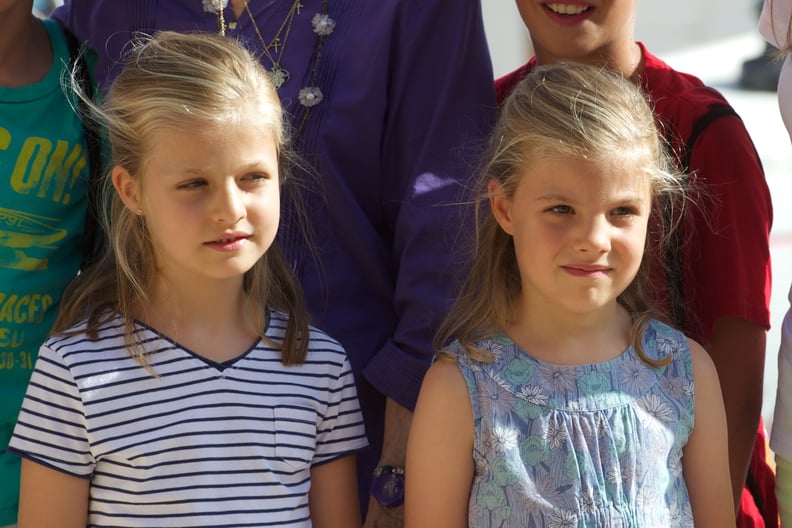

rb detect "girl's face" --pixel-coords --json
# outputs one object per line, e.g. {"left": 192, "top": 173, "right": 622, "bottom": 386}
{"left": 490, "top": 154, "right": 651, "bottom": 318}
{"left": 113, "top": 120, "right": 281, "bottom": 289}
{"left": 515, "top": 0, "right": 638, "bottom": 67}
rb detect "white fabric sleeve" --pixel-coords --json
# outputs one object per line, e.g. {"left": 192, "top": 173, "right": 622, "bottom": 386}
{"left": 8, "top": 343, "right": 94, "bottom": 478}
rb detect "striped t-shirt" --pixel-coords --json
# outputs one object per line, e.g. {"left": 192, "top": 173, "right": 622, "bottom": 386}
{"left": 9, "top": 311, "right": 368, "bottom": 527}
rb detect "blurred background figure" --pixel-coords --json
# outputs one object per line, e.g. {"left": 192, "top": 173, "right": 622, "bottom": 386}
{"left": 740, "top": 0, "right": 783, "bottom": 91}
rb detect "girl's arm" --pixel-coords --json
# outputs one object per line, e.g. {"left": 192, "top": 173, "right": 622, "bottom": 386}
{"left": 309, "top": 455, "right": 362, "bottom": 528}
{"left": 18, "top": 458, "right": 90, "bottom": 527}
{"left": 404, "top": 357, "right": 474, "bottom": 528}
{"left": 682, "top": 338, "right": 736, "bottom": 527}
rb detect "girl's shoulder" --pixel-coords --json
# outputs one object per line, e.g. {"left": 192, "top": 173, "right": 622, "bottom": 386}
{"left": 40, "top": 312, "right": 139, "bottom": 375}
{"left": 46, "top": 311, "right": 125, "bottom": 350}
{"left": 267, "top": 310, "right": 348, "bottom": 359}
{"left": 443, "top": 333, "right": 516, "bottom": 364}
{"left": 640, "top": 318, "right": 691, "bottom": 363}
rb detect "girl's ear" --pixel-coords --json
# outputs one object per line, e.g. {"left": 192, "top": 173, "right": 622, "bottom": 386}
{"left": 111, "top": 166, "right": 142, "bottom": 214}
{"left": 488, "top": 178, "right": 514, "bottom": 235}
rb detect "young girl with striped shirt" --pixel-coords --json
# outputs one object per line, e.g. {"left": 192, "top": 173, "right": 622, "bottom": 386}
{"left": 8, "top": 30, "right": 367, "bottom": 528}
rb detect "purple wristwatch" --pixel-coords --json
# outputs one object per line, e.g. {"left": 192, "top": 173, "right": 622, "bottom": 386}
{"left": 369, "top": 465, "right": 405, "bottom": 508}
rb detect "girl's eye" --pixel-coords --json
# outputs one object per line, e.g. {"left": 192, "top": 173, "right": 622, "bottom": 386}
{"left": 242, "top": 172, "right": 270, "bottom": 183}
{"left": 548, "top": 205, "right": 572, "bottom": 214}
{"left": 612, "top": 206, "right": 638, "bottom": 217}
{"left": 176, "top": 179, "right": 206, "bottom": 190}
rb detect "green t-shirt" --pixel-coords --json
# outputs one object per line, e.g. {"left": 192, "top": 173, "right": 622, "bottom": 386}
{"left": 0, "top": 18, "right": 92, "bottom": 525}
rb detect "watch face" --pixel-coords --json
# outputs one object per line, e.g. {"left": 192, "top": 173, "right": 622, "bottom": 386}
{"left": 370, "top": 472, "right": 405, "bottom": 508}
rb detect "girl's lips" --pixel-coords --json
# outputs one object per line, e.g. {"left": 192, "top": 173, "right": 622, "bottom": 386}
{"left": 543, "top": 2, "right": 594, "bottom": 25}
{"left": 562, "top": 264, "right": 611, "bottom": 278}
{"left": 205, "top": 235, "right": 251, "bottom": 252}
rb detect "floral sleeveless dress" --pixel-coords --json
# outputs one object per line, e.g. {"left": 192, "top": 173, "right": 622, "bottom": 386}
{"left": 452, "top": 319, "right": 695, "bottom": 527}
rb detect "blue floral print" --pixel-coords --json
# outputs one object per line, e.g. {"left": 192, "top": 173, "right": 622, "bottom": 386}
{"left": 453, "top": 319, "right": 695, "bottom": 527}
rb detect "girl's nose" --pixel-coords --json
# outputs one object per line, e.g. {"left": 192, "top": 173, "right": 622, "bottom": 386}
{"left": 575, "top": 216, "right": 611, "bottom": 253}
{"left": 214, "top": 182, "right": 246, "bottom": 224}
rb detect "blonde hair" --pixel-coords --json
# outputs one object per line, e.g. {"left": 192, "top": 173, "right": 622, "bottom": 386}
{"left": 55, "top": 31, "right": 311, "bottom": 367}
{"left": 437, "top": 63, "right": 687, "bottom": 366}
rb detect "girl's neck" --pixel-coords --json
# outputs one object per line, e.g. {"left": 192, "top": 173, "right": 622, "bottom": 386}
{"left": 139, "top": 277, "right": 260, "bottom": 363}
{"left": 0, "top": 10, "right": 52, "bottom": 87}
{"left": 503, "top": 302, "right": 633, "bottom": 366}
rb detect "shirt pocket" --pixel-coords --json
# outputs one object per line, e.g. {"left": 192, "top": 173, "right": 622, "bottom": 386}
{"left": 273, "top": 405, "right": 318, "bottom": 472}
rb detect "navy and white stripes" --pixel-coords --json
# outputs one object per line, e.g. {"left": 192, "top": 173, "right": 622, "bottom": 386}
{"left": 9, "top": 311, "right": 368, "bottom": 527}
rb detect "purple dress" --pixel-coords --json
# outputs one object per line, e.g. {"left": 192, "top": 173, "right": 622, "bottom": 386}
{"left": 53, "top": 0, "right": 496, "bottom": 507}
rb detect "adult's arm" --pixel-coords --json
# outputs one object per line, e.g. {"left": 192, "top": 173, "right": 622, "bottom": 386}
{"left": 360, "top": 1, "right": 494, "bottom": 524}
{"left": 360, "top": 0, "right": 495, "bottom": 418}
{"left": 363, "top": 398, "right": 412, "bottom": 526}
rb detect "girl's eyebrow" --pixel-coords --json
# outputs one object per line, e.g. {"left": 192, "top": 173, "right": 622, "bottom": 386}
{"left": 535, "top": 192, "right": 575, "bottom": 203}
{"left": 177, "top": 161, "right": 274, "bottom": 175}
{"left": 535, "top": 190, "right": 648, "bottom": 204}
